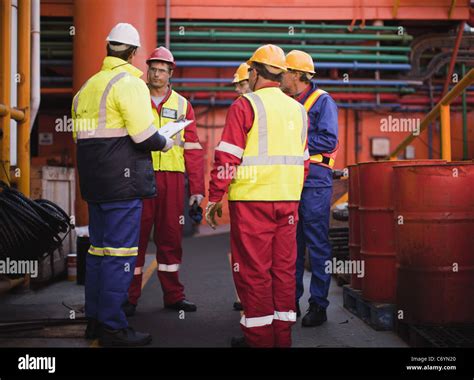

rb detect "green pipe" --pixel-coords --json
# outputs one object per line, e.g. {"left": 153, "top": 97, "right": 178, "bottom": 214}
{"left": 167, "top": 21, "right": 402, "bottom": 32}
{"left": 172, "top": 50, "right": 408, "bottom": 62}
{"left": 173, "top": 86, "right": 415, "bottom": 93}
{"left": 168, "top": 31, "right": 413, "bottom": 42}
{"left": 168, "top": 42, "right": 411, "bottom": 53}
{"left": 462, "top": 64, "right": 469, "bottom": 159}
{"left": 40, "top": 47, "right": 408, "bottom": 62}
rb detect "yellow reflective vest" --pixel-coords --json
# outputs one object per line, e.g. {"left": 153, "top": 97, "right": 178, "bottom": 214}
{"left": 228, "top": 87, "right": 308, "bottom": 201}
{"left": 72, "top": 56, "right": 157, "bottom": 202}
{"left": 151, "top": 90, "right": 188, "bottom": 172}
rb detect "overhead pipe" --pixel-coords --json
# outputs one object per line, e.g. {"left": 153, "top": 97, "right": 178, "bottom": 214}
{"left": 168, "top": 21, "right": 401, "bottom": 32}
{"left": 40, "top": 59, "right": 412, "bottom": 71}
{"left": 175, "top": 61, "right": 411, "bottom": 71}
{"left": 172, "top": 78, "right": 423, "bottom": 86}
{"left": 168, "top": 31, "right": 413, "bottom": 42}
{"left": 0, "top": 0, "right": 12, "bottom": 185}
{"left": 168, "top": 42, "right": 411, "bottom": 53}
{"left": 171, "top": 50, "right": 408, "bottom": 62}
{"left": 46, "top": 48, "right": 409, "bottom": 62}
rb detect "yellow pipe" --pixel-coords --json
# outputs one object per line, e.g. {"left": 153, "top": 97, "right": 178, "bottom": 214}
{"left": 17, "top": 0, "right": 31, "bottom": 196}
{"left": 440, "top": 104, "right": 452, "bottom": 161}
{"left": 388, "top": 68, "right": 474, "bottom": 159}
{"left": 0, "top": 104, "right": 25, "bottom": 122}
{"left": 0, "top": 0, "right": 12, "bottom": 184}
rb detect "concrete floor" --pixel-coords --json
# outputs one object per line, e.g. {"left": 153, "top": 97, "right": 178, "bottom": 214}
{"left": 0, "top": 230, "right": 406, "bottom": 348}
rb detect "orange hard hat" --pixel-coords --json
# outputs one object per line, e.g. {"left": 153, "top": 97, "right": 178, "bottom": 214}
{"left": 146, "top": 46, "right": 176, "bottom": 68}
{"left": 246, "top": 44, "right": 287, "bottom": 74}
{"left": 285, "top": 50, "right": 315, "bottom": 74}
{"left": 232, "top": 63, "right": 250, "bottom": 83}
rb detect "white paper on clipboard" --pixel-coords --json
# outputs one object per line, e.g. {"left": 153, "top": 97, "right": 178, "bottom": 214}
{"left": 159, "top": 119, "right": 192, "bottom": 139}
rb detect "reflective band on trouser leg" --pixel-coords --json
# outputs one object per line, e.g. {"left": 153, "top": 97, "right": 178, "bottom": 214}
{"left": 157, "top": 263, "right": 180, "bottom": 272}
{"left": 97, "top": 199, "right": 143, "bottom": 330}
{"left": 240, "top": 314, "right": 274, "bottom": 328}
{"left": 229, "top": 201, "right": 276, "bottom": 347}
{"left": 155, "top": 171, "right": 186, "bottom": 305}
{"left": 271, "top": 201, "right": 299, "bottom": 347}
{"left": 88, "top": 246, "right": 104, "bottom": 256}
{"left": 85, "top": 202, "right": 105, "bottom": 321}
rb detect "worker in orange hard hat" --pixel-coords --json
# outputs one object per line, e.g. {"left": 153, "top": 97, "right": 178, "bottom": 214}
{"left": 232, "top": 63, "right": 251, "bottom": 96}
{"left": 207, "top": 44, "right": 310, "bottom": 347}
{"left": 281, "top": 50, "right": 339, "bottom": 328}
{"left": 124, "top": 46, "right": 205, "bottom": 316}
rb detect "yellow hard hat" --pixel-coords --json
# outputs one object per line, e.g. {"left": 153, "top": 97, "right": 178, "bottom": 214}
{"left": 232, "top": 63, "right": 250, "bottom": 83}
{"left": 285, "top": 50, "right": 315, "bottom": 74}
{"left": 246, "top": 44, "right": 287, "bottom": 74}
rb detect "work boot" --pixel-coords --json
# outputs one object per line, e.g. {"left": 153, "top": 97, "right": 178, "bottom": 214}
{"left": 84, "top": 319, "right": 100, "bottom": 340}
{"left": 165, "top": 299, "right": 197, "bottom": 312}
{"left": 231, "top": 336, "right": 250, "bottom": 348}
{"left": 122, "top": 300, "right": 137, "bottom": 317}
{"left": 233, "top": 301, "right": 243, "bottom": 311}
{"left": 99, "top": 326, "right": 152, "bottom": 347}
{"left": 302, "top": 303, "right": 327, "bottom": 327}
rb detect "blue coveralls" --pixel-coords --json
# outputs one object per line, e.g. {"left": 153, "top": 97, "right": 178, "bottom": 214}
{"left": 296, "top": 83, "right": 339, "bottom": 309}
{"left": 85, "top": 200, "right": 142, "bottom": 330}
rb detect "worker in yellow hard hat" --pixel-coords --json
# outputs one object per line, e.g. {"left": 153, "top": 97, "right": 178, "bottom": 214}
{"left": 206, "top": 44, "right": 310, "bottom": 347}
{"left": 232, "top": 63, "right": 251, "bottom": 95}
{"left": 281, "top": 50, "right": 339, "bottom": 328}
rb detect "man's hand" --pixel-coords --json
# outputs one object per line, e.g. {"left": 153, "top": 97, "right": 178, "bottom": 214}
{"left": 189, "top": 194, "right": 204, "bottom": 206}
{"left": 205, "top": 201, "right": 223, "bottom": 230}
{"left": 161, "top": 136, "right": 174, "bottom": 152}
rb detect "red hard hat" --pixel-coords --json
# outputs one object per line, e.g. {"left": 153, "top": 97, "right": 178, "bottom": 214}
{"left": 146, "top": 46, "right": 176, "bottom": 68}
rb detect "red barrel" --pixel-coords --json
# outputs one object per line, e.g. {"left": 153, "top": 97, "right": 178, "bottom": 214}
{"left": 358, "top": 159, "right": 444, "bottom": 303}
{"left": 394, "top": 163, "right": 474, "bottom": 324}
{"left": 348, "top": 164, "right": 362, "bottom": 289}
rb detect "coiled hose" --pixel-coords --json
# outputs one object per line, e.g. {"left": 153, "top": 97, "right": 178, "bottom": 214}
{"left": 0, "top": 181, "right": 73, "bottom": 260}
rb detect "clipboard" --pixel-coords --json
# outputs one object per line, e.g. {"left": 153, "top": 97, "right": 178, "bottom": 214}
{"left": 159, "top": 119, "right": 192, "bottom": 139}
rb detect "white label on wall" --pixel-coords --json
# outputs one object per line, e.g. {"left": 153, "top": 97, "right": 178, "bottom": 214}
{"left": 39, "top": 132, "right": 53, "bottom": 145}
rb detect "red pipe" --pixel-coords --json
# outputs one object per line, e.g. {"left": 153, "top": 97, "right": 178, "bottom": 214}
{"left": 442, "top": 21, "right": 466, "bottom": 96}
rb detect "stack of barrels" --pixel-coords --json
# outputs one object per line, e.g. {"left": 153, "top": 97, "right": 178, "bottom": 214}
{"left": 348, "top": 159, "right": 474, "bottom": 325}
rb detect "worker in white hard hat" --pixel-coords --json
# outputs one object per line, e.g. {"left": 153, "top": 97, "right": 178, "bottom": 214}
{"left": 72, "top": 22, "right": 174, "bottom": 347}
{"left": 232, "top": 63, "right": 251, "bottom": 96}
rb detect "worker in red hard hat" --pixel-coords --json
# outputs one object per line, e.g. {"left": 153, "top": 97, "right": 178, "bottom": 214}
{"left": 124, "top": 46, "right": 205, "bottom": 316}
{"left": 207, "top": 44, "right": 310, "bottom": 347}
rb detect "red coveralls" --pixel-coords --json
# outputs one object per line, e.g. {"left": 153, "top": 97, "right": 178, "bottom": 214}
{"left": 128, "top": 89, "right": 205, "bottom": 306}
{"left": 209, "top": 83, "right": 309, "bottom": 347}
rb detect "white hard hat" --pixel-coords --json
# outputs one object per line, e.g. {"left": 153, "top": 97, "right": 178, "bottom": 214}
{"left": 106, "top": 23, "right": 141, "bottom": 47}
